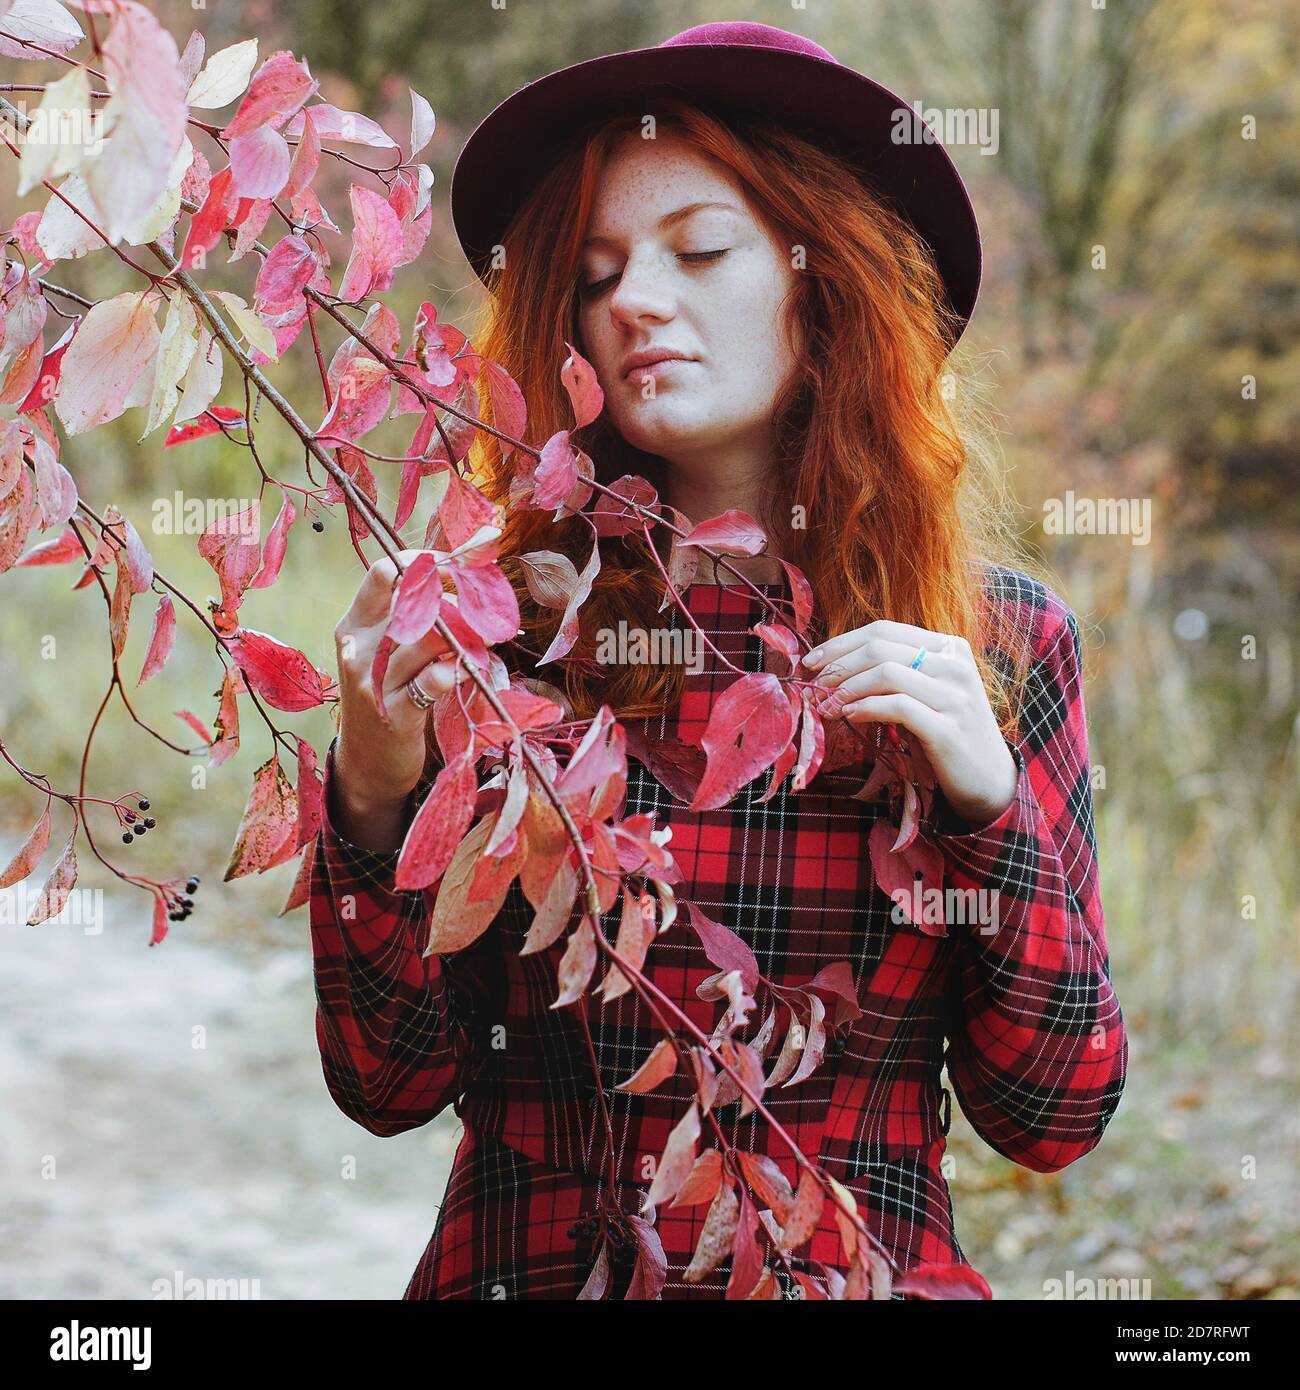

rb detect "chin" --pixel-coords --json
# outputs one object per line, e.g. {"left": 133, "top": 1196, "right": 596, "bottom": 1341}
{"left": 609, "top": 398, "right": 719, "bottom": 456}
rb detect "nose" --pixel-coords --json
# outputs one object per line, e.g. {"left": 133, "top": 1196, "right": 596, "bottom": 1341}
{"left": 606, "top": 249, "right": 676, "bottom": 333}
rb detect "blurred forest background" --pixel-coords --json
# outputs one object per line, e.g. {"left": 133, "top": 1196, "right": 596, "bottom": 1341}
{"left": 1, "top": 0, "right": 1296, "bottom": 1299}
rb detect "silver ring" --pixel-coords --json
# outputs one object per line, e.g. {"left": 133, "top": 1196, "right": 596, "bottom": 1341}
{"left": 404, "top": 674, "right": 439, "bottom": 709}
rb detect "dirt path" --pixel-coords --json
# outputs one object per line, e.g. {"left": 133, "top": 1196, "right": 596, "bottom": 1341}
{"left": 0, "top": 877, "right": 460, "bottom": 1300}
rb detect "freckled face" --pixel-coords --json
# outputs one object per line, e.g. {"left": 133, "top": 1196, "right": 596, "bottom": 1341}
{"left": 575, "top": 131, "right": 802, "bottom": 460}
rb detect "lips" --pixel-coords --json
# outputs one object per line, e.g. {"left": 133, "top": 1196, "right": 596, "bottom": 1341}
{"left": 621, "top": 350, "right": 693, "bottom": 381}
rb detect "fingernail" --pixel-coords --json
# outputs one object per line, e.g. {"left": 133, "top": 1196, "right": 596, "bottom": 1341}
{"left": 806, "top": 648, "right": 824, "bottom": 666}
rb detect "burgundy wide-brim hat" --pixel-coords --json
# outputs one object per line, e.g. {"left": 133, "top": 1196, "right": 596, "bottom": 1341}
{"left": 450, "top": 20, "right": 982, "bottom": 342}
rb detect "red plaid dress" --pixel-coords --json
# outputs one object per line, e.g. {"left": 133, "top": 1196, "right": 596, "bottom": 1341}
{"left": 308, "top": 564, "right": 1127, "bottom": 1299}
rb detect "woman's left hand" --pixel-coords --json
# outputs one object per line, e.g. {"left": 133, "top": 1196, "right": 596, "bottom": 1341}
{"left": 802, "top": 620, "right": 1019, "bottom": 829}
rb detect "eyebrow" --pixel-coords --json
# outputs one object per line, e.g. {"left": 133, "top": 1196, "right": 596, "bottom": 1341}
{"left": 581, "top": 201, "right": 741, "bottom": 249}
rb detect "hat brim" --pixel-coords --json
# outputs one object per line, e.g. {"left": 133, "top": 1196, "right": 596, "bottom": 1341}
{"left": 450, "top": 42, "right": 981, "bottom": 336}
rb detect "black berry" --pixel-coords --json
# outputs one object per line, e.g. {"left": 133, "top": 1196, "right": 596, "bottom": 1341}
{"left": 138, "top": 798, "right": 150, "bottom": 811}
{"left": 122, "top": 833, "right": 133, "bottom": 844}
{"left": 143, "top": 817, "right": 156, "bottom": 829}
{"left": 311, "top": 519, "right": 324, "bottom": 532}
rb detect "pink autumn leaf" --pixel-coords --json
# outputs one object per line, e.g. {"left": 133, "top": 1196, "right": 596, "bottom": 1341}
{"left": 395, "top": 750, "right": 478, "bottom": 890}
{"left": 592, "top": 474, "right": 657, "bottom": 537}
{"left": 868, "top": 820, "right": 946, "bottom": 935}
{"left": 894, "top": 1263, "right": 993, "bottom": 1300}
{"left": 437, "top": 469, "right": 497, "bottom": 550}
{"left": 209, "top": 664, "right": 242, "bottom": 766}
{"left": 175, "top": 709, "right": 214, "bottom": 744}
{"left": 686, "top": 900, "right": 760, "bottom": 992}
{"left": 447, "top": 559, "right": 520, "bottom": 644}
{"left": 0, "top": 803, "right": 52, "bottom": 889}
{"left": 385, "top": 550, "right": 444, "bottom": 644}
{"left": 249, "top": 493, "right": 297, "bottom": 588}
{"left": 26, "top": 827, "right": 77, "bottom": 925}
{"left": 137, "top": 592, "right": 176, "bottom": 684}
{"left": 316, "top": 358, "right": 393, "bottom": 443}
{"left": 53, "top": 289, "right": 161, "bottom": 436}
{"left": 197, "top": 503, "right": 261, "bottom": 613}
{"left": 223, "top": 753, "right": 299, "bottom": 881}
{"left": 482, "top": 359, "right": 527, "bottom": 458}
{"left": 689, "top": 672, "right": 800, "bottom": 811}
{"left": 533, "top": 430, "right": 578, "bottom": 510}
{"left": 15, "top": 525, "right": 83, "bottom": 567}
{"left": 163, "top": 406, "right": 247, "bottom": 448}
{"left": 225, "top": 627, "right": 338, "bottom": 711}
{"left": 82, "top": 3, "right": 189, "bottom": 243}
{"left": 254, "top": 234, "right": 318, "bottom": 312}
{"left": 221, "top": 51, "right": 317, "bottom": 140}
{"left": 281, "top": 102, "right": 398, "bottom": 149}
{"left": 337, "top": 185, "right": 404, "bottom": 302}
{"left": 228, "top": 122, "right": 290, "bottom": 200}
{"left": 0, "top": 470, "right": 37, "bottom": 573}
{"left": 294, "top": 735, "right": 323, "bottom": 850}
{"left": 560, "top": 341, "right": 603, "bottom": 428}
{"left": 678, "top": 509, "right": 768, "bottom": 557}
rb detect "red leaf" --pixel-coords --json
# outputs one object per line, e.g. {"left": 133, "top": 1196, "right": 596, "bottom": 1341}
{"left": 617, "top": 1038, "right": 679, "bottom": 1094}
{"left": 226, "top": 627, "right": 337, "bottom": 711}
{"left": 15, "top": 525, "right": 83, "bottom": 567}
{"left": 869, "top": 820, "right": 946, "bottom": 934}
{"left": 533, "top": 430, "right": 578, "bottom": 509}
{"left": 685, "top": 900, "right": 759, "bottom": 992}
{"left": 395, "top": 751, "right": 477, "bottom": 889}
{"left": 175, "top": 709, "right": 213, "bottom": 744}
{"left": 447, "top": 559, "right": 519, "bottom": 644}
{"left": 672, "top": 1149, "right": 724, "bottom": 1208}
{"left": 385, "top": 550, "right": 444, "bottom": 644}
{"left": 647, "top": 1102, "right": 700, "bottom": 1207}
{"left": 482, "top": 359, "right": 527, "bottom": 458}
{"left": 894, "top": 1261, "right": 993, "bottom": 1300}
{"left": 163, "top": 406, "right": 247, "bottom": 448}
{"left": 198, "top": 504, "right": 262, "bottom": 615}
{"left": 688, "top": 672, "right": 799, "bottom": 811}
{"left": 249, "top": 493, "right": 297, "bottom": 589}
{"left": 623, "top": 1216, "right": 668, "bottom": 1301}
{"left": 0, "top": 804, "right": 52, "bottom": 888}
{"left": 560, "top": 341, "right": 603, "bottom": 428}
{"left": 223, "top": 754, "right": 298, "bottom": 880}
{"left": 137, "top": 593, "right": 176, "bottom": 684}
{"left": 679, "top": 508, "right": 768, "bottom": 557}
{"left": 725, "top": 1189, "right": 765, "bottom": 1300}
{"left": 294, "top": 736, "right": 323, "bottom": 850}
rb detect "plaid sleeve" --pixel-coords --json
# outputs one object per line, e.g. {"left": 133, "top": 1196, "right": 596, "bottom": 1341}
{"left": 308, "top": 734, "right": 481, "bottom": 1137}
{"left": 927, "top": 599, "right": 1128, "bottom": 1173}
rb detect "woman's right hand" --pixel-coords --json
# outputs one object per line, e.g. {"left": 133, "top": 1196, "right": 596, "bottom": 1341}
{"left": 330, "top": 549, "right": 470, "bottom": 851}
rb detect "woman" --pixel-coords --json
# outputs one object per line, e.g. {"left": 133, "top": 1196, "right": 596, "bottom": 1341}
{"left": 309, "top": 22, "right": 1128, "bottom": 1299}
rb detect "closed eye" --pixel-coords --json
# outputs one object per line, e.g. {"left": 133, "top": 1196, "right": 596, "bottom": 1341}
{"left": 579, "top": 249, "right": 730, "bottom": 299}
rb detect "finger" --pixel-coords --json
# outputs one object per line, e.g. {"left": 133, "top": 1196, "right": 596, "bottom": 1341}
{"left": 805, "top": 621, "right": 962, "bottom": 670}
{"left": 407, "top": 658, "right": 469, "bottom": 701}
{"left": 819, "top": 660, "right": 958, "bottom": 716}
{"left": 838, "top": 691, "right": 946, "bottom": 746}
{"left": 383, "top": 626, "right": 458, "bottom": 693}
{"left": 346, "top": 548, "right": 439, "bottom": 628}
{"left": 814, "top": 636, "right": 932, "bottom": 688}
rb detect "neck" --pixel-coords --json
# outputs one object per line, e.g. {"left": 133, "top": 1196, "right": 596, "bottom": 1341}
{"left": 662, "top": 433, "right": 785, "bottom": 585}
